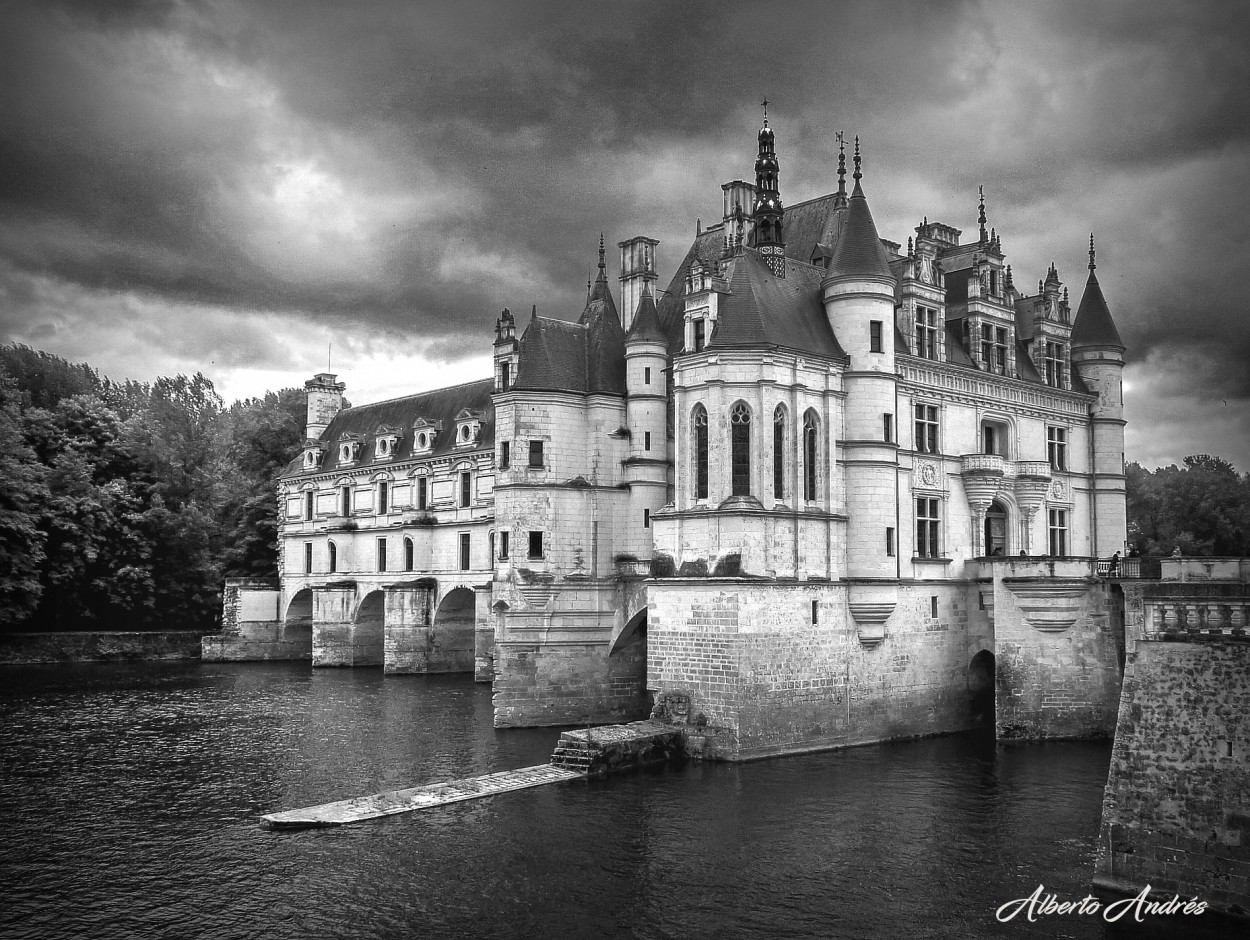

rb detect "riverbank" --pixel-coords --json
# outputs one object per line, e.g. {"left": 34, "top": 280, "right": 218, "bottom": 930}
{"left": 0, "top": 630, "right": 209, "bottom": 665}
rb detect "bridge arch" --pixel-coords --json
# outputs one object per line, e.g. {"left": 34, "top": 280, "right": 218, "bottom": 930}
{"left": 283, "top": 589, "right": 314, "bottom": 655}
{"left": 432, "top": 586, "right": 476, "bottom": 673}
{"left": 354, "top": 590, "right": 386, "bottom": 664}
{"left": 968, "top": 649, "right": 996, "bottom": 729}
{"left": 608, "top": 606, "right": 649, "bottom": 719}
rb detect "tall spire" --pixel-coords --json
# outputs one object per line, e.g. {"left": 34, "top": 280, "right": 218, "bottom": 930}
{"left": 752, "top": 101, "right": 786, "bottom": 276}
{"left": 1073, "top": 235, "right": 1123, "bottom": 349}
{"left": 834, "top": 131, "right": 848, "bottom": 209}
{"left": 852, "top": 135, "right": 863, "bottom": 194}
{"left": 978, "top": 186, "right": 988, "bottom": 244}
{"left": 1088, "top": 232, "right": 1097, "bottom": 271}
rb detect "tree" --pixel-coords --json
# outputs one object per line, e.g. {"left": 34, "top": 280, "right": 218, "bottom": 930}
{"left": 1126, "top": 456, "right": 1250, "bottom": 556}
{"left": 0, "top": 372, "right": 48, "bottom": 627}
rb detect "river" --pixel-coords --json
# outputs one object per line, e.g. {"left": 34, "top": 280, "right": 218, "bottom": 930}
{"left": 0, "top": 662, "right": 1218, "bottom": 939}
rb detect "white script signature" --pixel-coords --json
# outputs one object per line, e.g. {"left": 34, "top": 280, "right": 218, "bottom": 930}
{"left": 996, "top": 884, "right": 1207, "bottom": 923}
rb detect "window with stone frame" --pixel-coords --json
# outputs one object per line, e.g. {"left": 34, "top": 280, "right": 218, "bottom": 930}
{"left": 416, "top": 476, "right": 428, "bottom": 511}
{"left": 458, "top": 532, "right": 471, "bottom": 571}
{"left": 528, "top": 440, "right": 544, "bottom": 468}
{"left": 1043, "top": 341, "right": 1065, "bottom": 388}
{"left": 1047, "top": 425, "right": 1068, "bottom": 471}
{"left": 499, "top": 440, "right": 510, "bottom": 469}
{"left": 915, "top": 306, "right": 940, "bottom": 359}
{"left": 692, "top": 317, "right": 706, "bottom": 352}
{"left": 459, "top": 470, "right": 472, "bottom": 508}
{"left": 303, "top": 542, "right": 313, "bottom": 573}
{"left": 980, "top": 323, "right": 1008, "bottom": 375}
{"left": 528, "top": 530, "right": 544, "bottom": 560}
{"left": 803, "top": 410, "right": 819, "bottom": 501}
{"left": 499, "top": 530, "right": 510, "bottom": 560}
{"left": 1048, "top": 508, "right": 1068, "bottom": 556}
{"left": 303, "top": 490, "right": 314, "bottom": 521}
{"left": 773, "top": 405, "right": 787, "bottom": 500}
{"left": 376, "top": 479, "right": 389, "bottom": 515}
{"left": 693, "top": 405, "right": 709, "bottom": 500}
{"left": 916, "top": 497, "right": 942, "bottom": 558}
{"left": 404, "top": 537, "right": 414, "bottom": 572}
{"left": 376, "top": 538, "right": 387, "bottom": 572}
{"left": 328, "top": 541, "right": 337, "bottom": 573}
{"left": 870, "top": 320, "right": 883, "bottom": 353}
{"left": 914, "top": 404, "right": 939, "bottom": 454}
{"left": 338, "top": 484, "right": 351, "bottom": 517}
{"left": 730, "top": 402, "right": 751, "bottom": 496}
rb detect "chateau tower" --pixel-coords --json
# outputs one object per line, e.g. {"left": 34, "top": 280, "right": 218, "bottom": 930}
{"left": 618, "top": 236, "right": 659, "bottom": 334}
{"left": 1071, "top": 235, "right": 1127, "bottom": 555}
{"left": 304, "top": 372, "right": 345, "bottom": 440}
{"left": 750, "top": 101, "right": 786, "bottom": 276}
{"left": 493, "top": 307, "right": 519, "bottom": 393}
{"left": 820, "top": 140, "right": 899, "bottom": 634}
{"left": 623, "top": 285, "right": 670, "bottom": 560}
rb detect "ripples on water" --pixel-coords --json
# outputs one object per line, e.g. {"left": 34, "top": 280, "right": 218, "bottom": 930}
{"left": 0, "top": 663, "right": 1223, "bottom": 939}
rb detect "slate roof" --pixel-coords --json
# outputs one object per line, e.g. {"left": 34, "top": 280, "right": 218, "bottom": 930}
{"left": 827, "top": 184, "right": 893, "bottom": 280}
{"left": 512, "top": 268, "right": 628, "bottom": 394}
{"left": 711, "top": 250, "right": 846, "bottom": 358}
{"left": 1071, "top": 270, "right": 1124, "bottom": 349}
{"left": 625, "top": 286, "right": 666, "bottom": 344}
{"left": 284, "top": 378, "right": 495, "bottom": 478}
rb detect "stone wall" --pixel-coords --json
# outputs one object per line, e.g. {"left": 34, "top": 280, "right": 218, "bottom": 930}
{"left": 202, "top": 578, "right": 311, "bottom": 662}
{"left": 647, "top": 580, "right": 986, "bottom": 760}
{"left": 2, "top": 631, "right": 209, "bottom": 664}
{"left": 1095, "top": 579, "right": 1250, "bottom": 914}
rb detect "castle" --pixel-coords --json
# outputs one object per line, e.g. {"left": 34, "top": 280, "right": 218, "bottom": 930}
{"left": 211, "top": 114, "right": 1130, "bottom": 760}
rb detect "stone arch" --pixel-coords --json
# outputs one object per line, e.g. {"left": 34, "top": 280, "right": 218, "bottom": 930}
{"left": 608, "top": 607, "right": 649, "bottom": 719}
{"left": 283, "top": 589, "right": 313, "bottom": 653}
{"left": 432, "top": 586, "right": 476, "bottom": 673}
{"left": 968, "top": 649, "right": 996, "bottom": 729}
{"left": 985, "top": 499, "right": 1010, "bottom": 557}
{"left": 354, "top": 590, "right": 386, "bottom": 666}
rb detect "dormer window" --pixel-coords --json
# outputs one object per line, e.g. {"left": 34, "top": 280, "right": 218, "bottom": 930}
{"left": 302, "top": 446, "right": 324, "bottom": 471}
{"left": 411, "top": 418, "right": 441, "bottom": 454}
{"left": 980, "top": 324, "right": 1008, "bottom": 375}
{"left": 374, "top": 426, "right": 401, "bottom": 460}
{"left": 337, "top": 438, "right": 362, "bottom": 465}
{"left": 454, "top": 409, "right": 482, "bottom": 448}
{"left": 693, "top": 317, "right": 706, "bottom": 352}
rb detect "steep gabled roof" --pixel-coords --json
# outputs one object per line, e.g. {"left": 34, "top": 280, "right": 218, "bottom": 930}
{"left": 283, "top": 378, "right": 495, "bottom": 478}
{"left": 711, "top": 249, "right": 846, "bottom": 358}
{"left": 1071, "top": 270, "right": 1124, "bottom": 349}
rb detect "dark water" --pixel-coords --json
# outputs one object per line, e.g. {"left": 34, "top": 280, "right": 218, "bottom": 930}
{"left": 0, "top": 663, "right": 1223, "bottom": 939}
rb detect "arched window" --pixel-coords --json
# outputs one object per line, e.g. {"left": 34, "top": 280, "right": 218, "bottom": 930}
{"left": 803, "top": 410, "right": 819, "bottom": 501}
{"left": 773, "top": 405, "right": 787, "bottom": 500}
{"left": 693, "top": 405, "right": 709, "bottom": 500}
{"left": 404, "top": 537, "right": 415, "bottom": 572}
{"left": 730, "top": 402, "right": 751, "bottom": 496}
{"left": 328, "top": 541, "right": 337, "bottom": 573}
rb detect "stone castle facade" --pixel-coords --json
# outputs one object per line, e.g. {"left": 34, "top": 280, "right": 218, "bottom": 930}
{"left": 210, "top": 116, "right": 1131, "bottom": 760}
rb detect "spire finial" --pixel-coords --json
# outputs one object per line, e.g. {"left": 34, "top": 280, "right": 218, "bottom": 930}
{"left": 978, "top": 185, "right": 987, "bottom": 243}
{"left": 761, "top": 97, "right": 769, "bottom": 126}
{"left": 834, "top": 131, "right": 848, "bottom": 208}
{"left": 853, "top": 135, "right": 862, "bottom": 183}
{"left": 598, "top": 232, "right": 605, "bottom": 272}
{"left": 1089, "top": 233, "right": 1096, "bottom": 271}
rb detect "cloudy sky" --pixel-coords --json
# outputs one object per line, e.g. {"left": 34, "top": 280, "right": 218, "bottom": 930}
{"left": 2, "top": 0, "right": 1248, "bottom": 469}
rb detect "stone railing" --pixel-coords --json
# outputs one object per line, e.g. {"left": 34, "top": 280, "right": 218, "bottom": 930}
{"left": 959, "top": 453, "right": 1006, "bottom": 476}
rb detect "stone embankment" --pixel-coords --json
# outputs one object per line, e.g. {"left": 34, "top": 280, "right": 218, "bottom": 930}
{"left": 0, "top": 631, "right": 209, "bottom": 665}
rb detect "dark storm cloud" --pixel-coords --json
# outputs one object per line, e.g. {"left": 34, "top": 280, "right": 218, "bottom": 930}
{"left": 1, "top": 0, "right": 1248, "bottom": 462}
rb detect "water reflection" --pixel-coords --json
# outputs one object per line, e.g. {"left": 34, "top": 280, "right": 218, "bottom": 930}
{"left": 0, "top": 663, "right": 1226, "bottom": 939}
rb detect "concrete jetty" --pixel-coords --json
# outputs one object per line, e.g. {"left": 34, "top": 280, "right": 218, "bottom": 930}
{"left": 260, "top": 719, "right": 684, "bottom": 830}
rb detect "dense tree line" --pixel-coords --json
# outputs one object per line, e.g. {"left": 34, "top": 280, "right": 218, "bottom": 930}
{"left": 1126, "top": 455, "right": 1250, "bottom": 557}
{"left": 0, "top": 345, "right": 304, "bottom": 632}
{"left": 2, "top": 344, "right": 1249, "bottom": 631}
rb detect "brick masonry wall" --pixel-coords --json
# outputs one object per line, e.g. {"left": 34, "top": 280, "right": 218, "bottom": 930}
{"left": 992, "top": 578, "right": 1121, "bottom": 739}
{"left": 1096, "top": 640, "right": 1249, "bottom": 910}
{"left": 648, "top": 581, "right": 984, "bottom": 759}
{"left": 1095, "top": 581, "right": 1250, "bottom": 913}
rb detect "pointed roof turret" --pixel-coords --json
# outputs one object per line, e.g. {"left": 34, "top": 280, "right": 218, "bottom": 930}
{"left": 625, "top": 284, "right": 666, "bottom": 345}
{"left": 828, "top": 138, "right": 892, "bottom": 281}
{"left": 1071, "top": 234, "right": 1124, "bottom": 349}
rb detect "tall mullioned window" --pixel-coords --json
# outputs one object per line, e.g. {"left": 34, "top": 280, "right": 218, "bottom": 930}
{"left": 803, "top": 410, "right": 819, "bottom": 501}
{"left": 404, "top": 537, "right": 414, "bottom": 572}
{"left": 915, "top": 404, "right": 939, "bottom": 454}
{"left": 377, "top": 480, "right": 389, "bottom": 515}
{"left": 303, "top": 490, "right": 314, "bottom": 521}
{"left": 773, "top": 405, "right": 786, "bottom": 500}
{"left": 459, "top": 533, "right": 471, "bottom": 571}
{"left": 693, "top": 318, "right": 706, "bottom": 352}
{"left": 915, "top": 306, "right": 939, "bottom": 359}
{"left": 376, "top": 538, "right": 387, "bottom": 572}
{"left": 1044, "top": 342, "right": 1065, "bottom": 388}
{"left": 328, "top": 541, "right": 337, "bottom": 573}
{"left": 730, "top": 402, "right": 751, "bottom": 496}
{"left": 693, "top": 406, "right": 709, "bottom": 500}
{"left": 303, "top": 542, "right": 313, "bottom": 573}
{"left": 1047, "top": 426, "right": 1068, "bottom": 471}
{"left": 916, "top": 498, "right": 941, "bottom": 558}
{"left": 339, "top": 484, "right": 351, "bottom": 516}
{"left": 1048, "top": 508, "right": 1068, "bottom": 556}
{"left": 981, "top": 324, "right": 1008, "bottom": 374}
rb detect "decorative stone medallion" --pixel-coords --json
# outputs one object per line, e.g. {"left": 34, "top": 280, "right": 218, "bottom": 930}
{"left": 1050, "top": 479, "right": 1067, "bottom": 501}
{"left": 918, "top": 461, "right": 939, "bottom": 487}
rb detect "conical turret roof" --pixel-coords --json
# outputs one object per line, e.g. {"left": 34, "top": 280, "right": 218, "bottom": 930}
{"left": 626, "top": 285, "right": 666, "bottom": 344}
{"left": 1072, "top": 270, "right": 1124, "bottom": 349}
{"left": 828, "top": 187, "right": 892, "bottom": 281}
